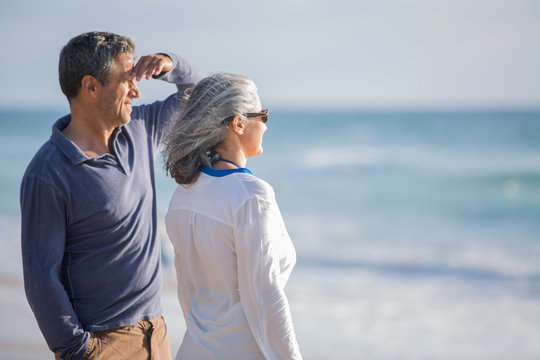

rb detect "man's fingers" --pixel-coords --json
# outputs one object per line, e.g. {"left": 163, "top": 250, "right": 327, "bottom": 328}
{"left": 146, "top": 59, "right": 161, "bottom": 79}
{"left": 133, "top": 56, "right": 153, "bottom": 80}
{"left": 153, "top": 62, "right": 165, "bottom": 77}
{"left": 132, "top": 54, "right": 172, "bottom": 81}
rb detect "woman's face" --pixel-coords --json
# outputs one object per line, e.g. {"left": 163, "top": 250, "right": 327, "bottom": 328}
{"left": 241, "top": 106, "right": 267, "bottom": 158}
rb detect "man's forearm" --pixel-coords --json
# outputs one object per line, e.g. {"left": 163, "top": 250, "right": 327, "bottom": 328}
{"left": 155, "top": 52, "right": 204, "bottom": 88}
{"left": 21, "top": 175, "right": 90, "bottom": 360}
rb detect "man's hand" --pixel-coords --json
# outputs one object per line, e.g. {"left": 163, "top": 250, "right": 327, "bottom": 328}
{"left": 132, "top": 53, "right": 173, "bottom": 81}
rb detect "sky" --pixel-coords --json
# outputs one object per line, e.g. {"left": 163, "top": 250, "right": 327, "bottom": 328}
{"left": 0, "top": 0, "right": 539, "bottom": 111}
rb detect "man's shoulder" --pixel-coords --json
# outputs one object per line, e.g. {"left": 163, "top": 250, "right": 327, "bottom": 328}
{"left": 23, "top": 140, "right": 66, "bottom": 180}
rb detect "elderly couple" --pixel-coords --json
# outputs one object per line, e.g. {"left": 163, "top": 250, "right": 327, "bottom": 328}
{"left": 20, "top": 31, "right": 302, "bottom": 360}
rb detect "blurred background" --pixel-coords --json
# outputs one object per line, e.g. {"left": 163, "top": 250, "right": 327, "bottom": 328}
{"left": 1, "top": 1, "right": 539, "bottom": 359}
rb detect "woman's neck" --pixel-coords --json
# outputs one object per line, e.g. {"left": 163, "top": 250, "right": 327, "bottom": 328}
{"left": 213, "top": 147, "right": 247, "bottom": 170}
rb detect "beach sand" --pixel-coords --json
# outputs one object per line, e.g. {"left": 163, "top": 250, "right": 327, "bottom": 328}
{"left": 2, "top": 214, "right": 540, "bottom": 359}
{"left": 0, "top": 215, "right": 50, "bottom": 359}
{"left": 4, "top": 268, "right": 540, "bottom": 360}
{"left": 0, "top": 266, "right": 185, "bottom": 359}
{"left": 0, "top": 216, "right": 185, "bottom": 360}
{"left": 0, "top": 274, "right": 50, "bottom": 359}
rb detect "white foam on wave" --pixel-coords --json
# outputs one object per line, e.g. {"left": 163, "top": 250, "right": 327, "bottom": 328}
{"left": 288, "top": 265, "right": 540, "bottom": 360}
{"left": 286, "top": 214, "right": 540, "bottom": 280}
{"left": 297, "top": 145, "right": 540, "bottom": 175}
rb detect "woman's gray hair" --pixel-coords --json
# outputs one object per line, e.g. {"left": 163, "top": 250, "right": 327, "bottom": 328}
{"left": 163, "top": 73, "right": 260, "bottom": 185}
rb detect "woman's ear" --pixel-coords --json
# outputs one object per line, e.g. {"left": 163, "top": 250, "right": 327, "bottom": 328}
{"left": 230, "top": 116, "right": 246, "bottom": 135}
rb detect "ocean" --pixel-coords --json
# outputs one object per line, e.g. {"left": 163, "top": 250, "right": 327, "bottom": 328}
{"left": 1, "top": 108, "right": 539, "bottom": 359}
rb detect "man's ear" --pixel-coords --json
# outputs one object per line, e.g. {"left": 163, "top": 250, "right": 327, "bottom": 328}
{"left": 80, "top": 75, "right": 99, "bottom": 98}
{"left": 230, "top": 116, "right": 246, "bottom": 135}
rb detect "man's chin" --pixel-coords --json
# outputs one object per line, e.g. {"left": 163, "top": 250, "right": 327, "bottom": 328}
{"left": 122, "top": 109, "right": 133, "bottom": 124}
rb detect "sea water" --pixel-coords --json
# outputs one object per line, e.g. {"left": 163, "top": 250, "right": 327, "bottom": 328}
{"left": 1, "top": 109, "right": 539, "bottom": 359}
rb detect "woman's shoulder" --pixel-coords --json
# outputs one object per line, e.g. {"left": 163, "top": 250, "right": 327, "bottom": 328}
{"left": 234, "top": 173, "right": 275, "bottom": 201}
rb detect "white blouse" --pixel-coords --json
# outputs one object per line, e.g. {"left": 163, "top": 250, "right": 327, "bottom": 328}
{"left": 165, "top": 168, "right": 302, "bottom": 360}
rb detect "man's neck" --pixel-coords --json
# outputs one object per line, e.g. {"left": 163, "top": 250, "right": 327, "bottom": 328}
{"left": 63, "top": 108, "right": 116, "bottom": 158}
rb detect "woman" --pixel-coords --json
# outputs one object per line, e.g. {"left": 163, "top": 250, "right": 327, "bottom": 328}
{"left": 163, "top": 73, "right": 302, "bottom": 360}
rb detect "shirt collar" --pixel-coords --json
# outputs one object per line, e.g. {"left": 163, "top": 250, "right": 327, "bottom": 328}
{"left": 50, "top": 115, "right": 89, "bottom": 165}
{"left": 201, "top": 166, "right": 253, "bottom": 177}
{"left": 50, "top": 115, "right": 125, "bottom": 166}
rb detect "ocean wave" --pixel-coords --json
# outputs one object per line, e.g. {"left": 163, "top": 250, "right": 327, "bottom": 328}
{"left": 297, "top": 255, "right": 540, "bottom": 284}
{"left": 285, "top": 214, "right": 540, "bottom": 282}
{"left": 296, "top": 145, "right": 540, "bottom": 175}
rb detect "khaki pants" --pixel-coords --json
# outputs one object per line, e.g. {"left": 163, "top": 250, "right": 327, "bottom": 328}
{"left": 57, "top": 316, "right": 172, "bottom": 360}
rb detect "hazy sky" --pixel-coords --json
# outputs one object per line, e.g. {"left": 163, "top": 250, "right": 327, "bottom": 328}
{"left": 1, "top": 0, "right": 539, "bottom": 110}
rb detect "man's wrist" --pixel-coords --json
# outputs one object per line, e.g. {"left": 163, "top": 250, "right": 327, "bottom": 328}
{"left": 152, "top": 53, "right": 174, "bottom": 79}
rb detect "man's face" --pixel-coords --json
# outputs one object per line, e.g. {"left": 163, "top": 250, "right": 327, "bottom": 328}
{"left": 97, "top": 52, "right": 140, "bottom": 128}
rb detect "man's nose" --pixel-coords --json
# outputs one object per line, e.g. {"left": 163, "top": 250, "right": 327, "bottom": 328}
{"left": 129, "top": 79, "right": 140, "bottom": 98}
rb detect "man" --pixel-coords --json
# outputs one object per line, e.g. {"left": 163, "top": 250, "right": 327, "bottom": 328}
{"left": 20, "top": 31, "right": 202, "bottom": 359}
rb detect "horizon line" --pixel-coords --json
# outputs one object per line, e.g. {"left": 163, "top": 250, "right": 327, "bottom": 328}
{"left": 1, "top": 103, "right": 539, "bottom": 115}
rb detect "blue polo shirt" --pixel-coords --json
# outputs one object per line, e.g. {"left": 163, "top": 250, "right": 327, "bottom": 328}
{"left": 20, "top": 53, "right": 202, "bottom": 360}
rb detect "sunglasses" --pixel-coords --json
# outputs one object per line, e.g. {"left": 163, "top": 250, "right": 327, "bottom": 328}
{"left": 223, "top": 109, "right": 269, "bottom": 124}
{"left": 245, "top": 109, "right": 269, "bottom": 124}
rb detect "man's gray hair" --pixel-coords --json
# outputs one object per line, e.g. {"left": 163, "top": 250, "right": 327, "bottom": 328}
{"left": 59, "top": 31, "right": 135, "bottom": 100}
{"left": 163, "top": 73, "right": 260, "bottom": 185}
